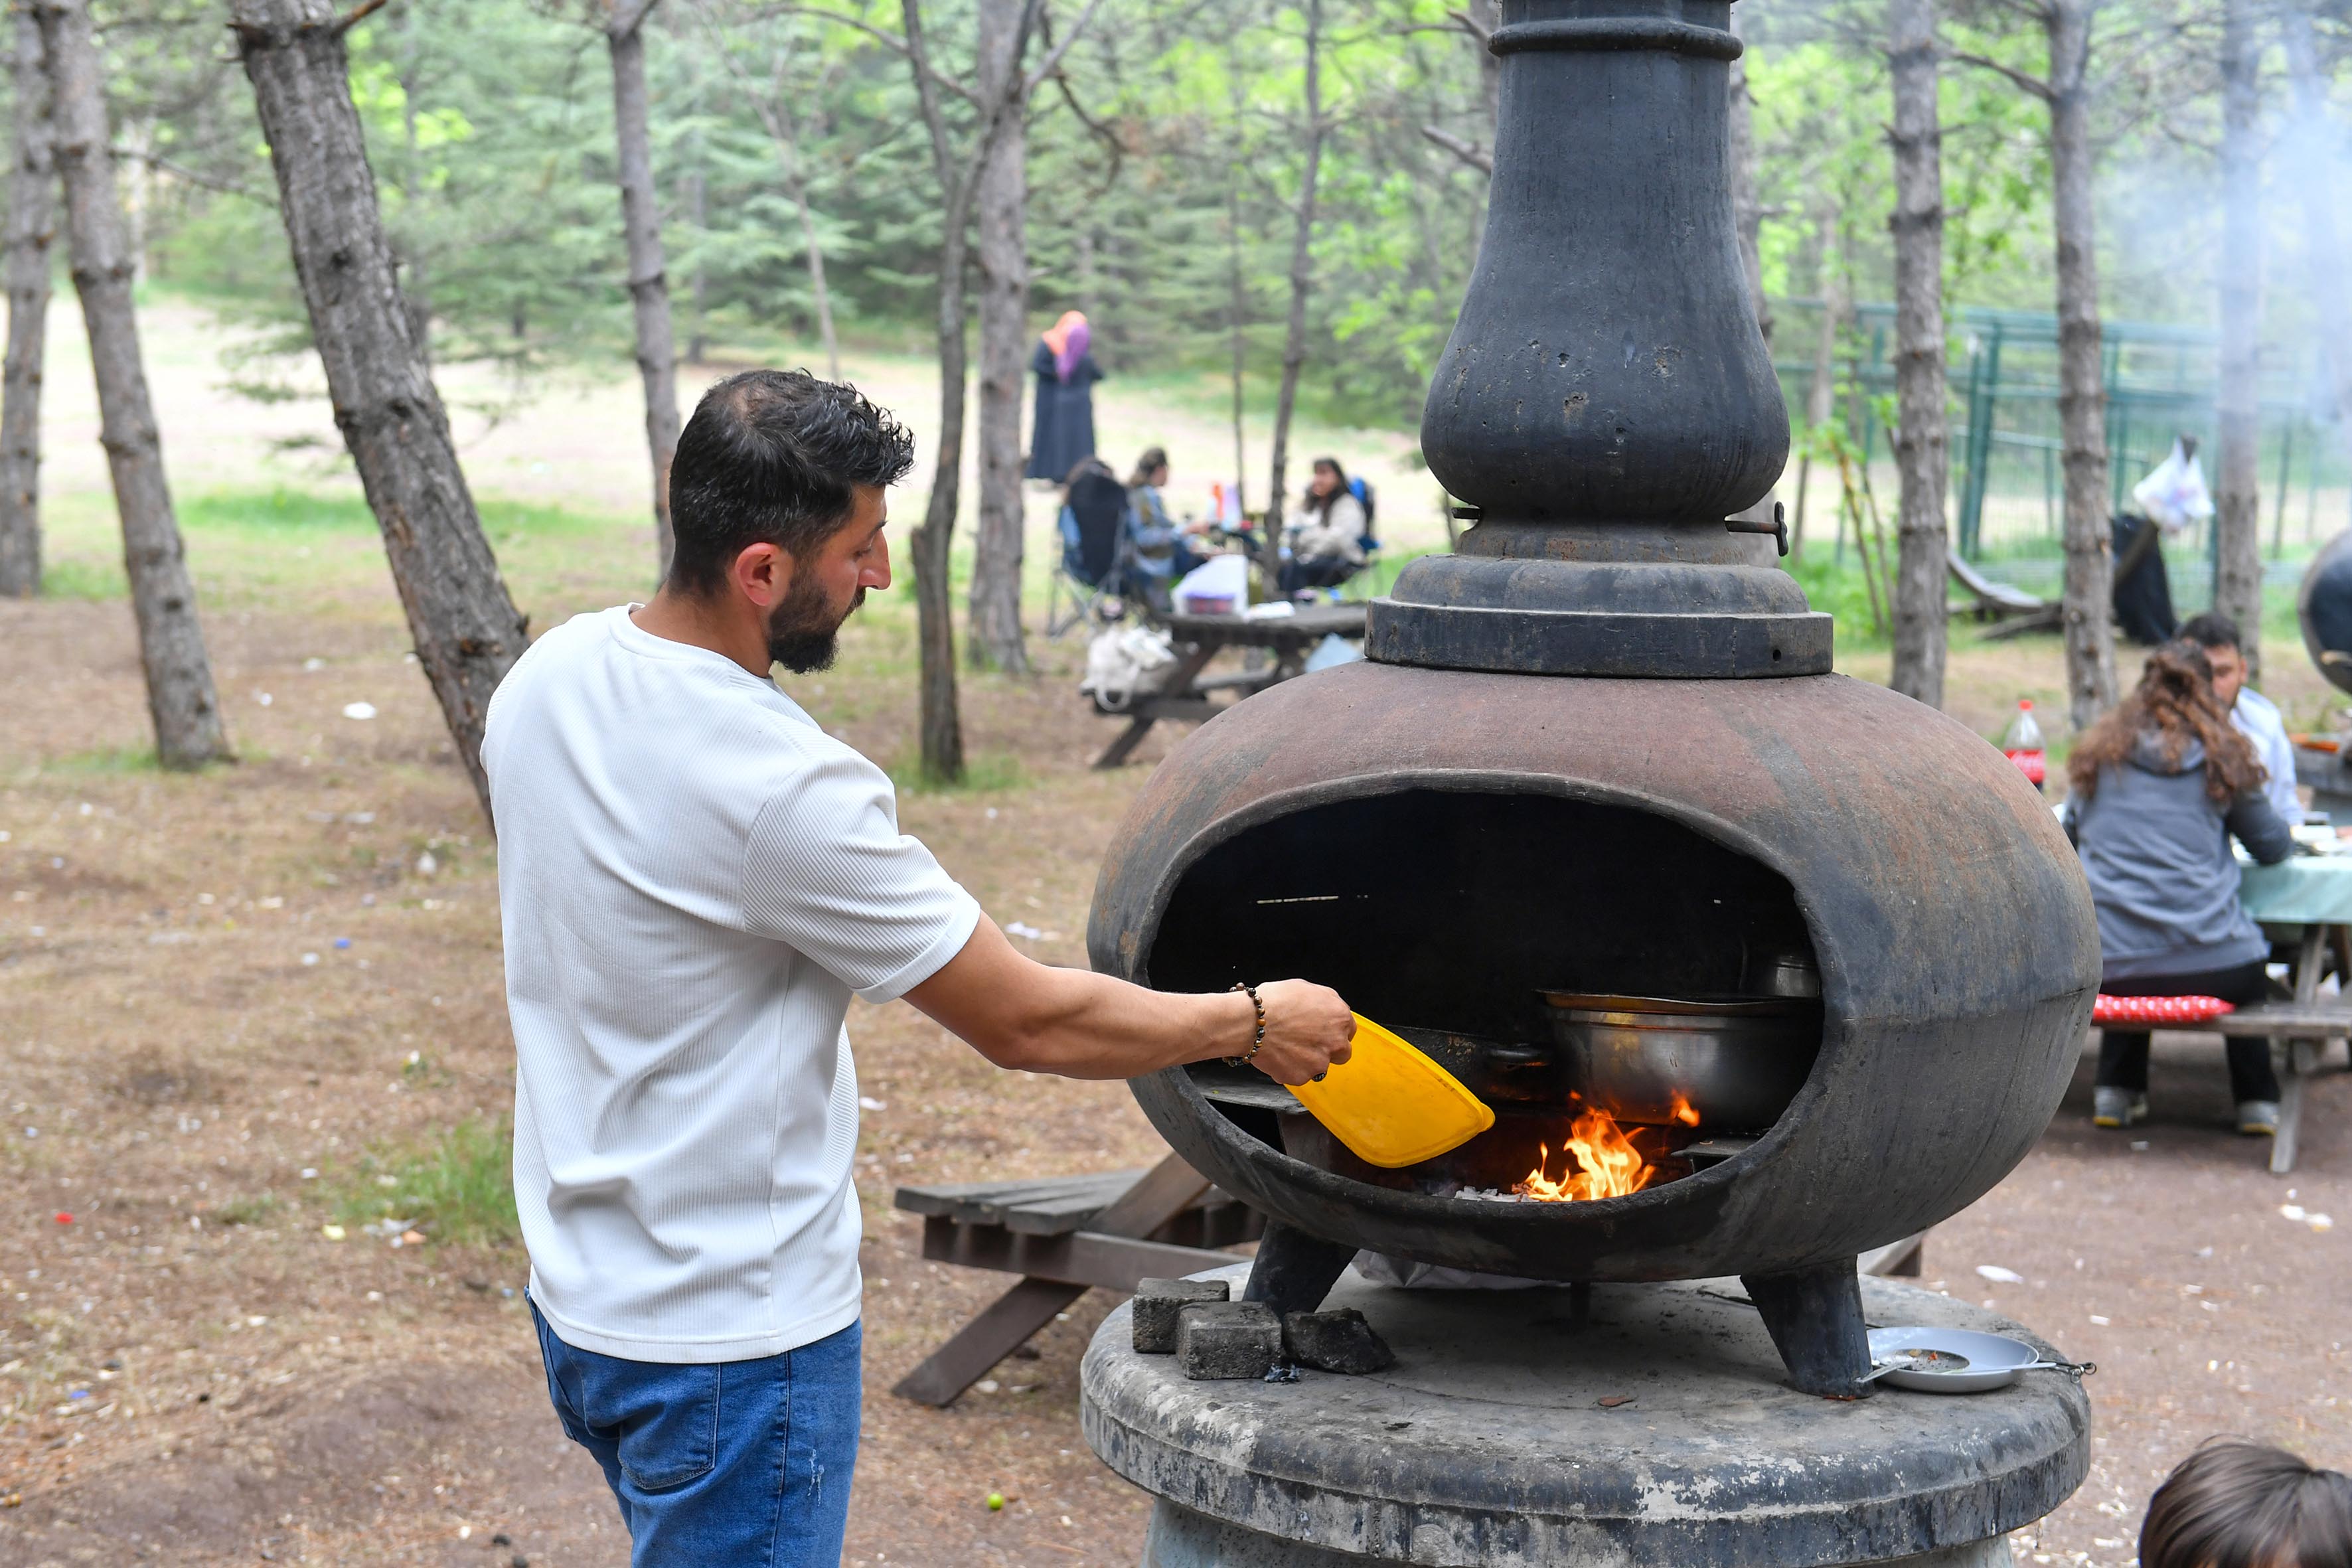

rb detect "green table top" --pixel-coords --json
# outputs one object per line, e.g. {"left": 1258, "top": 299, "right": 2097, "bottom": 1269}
{"left": 2240, "top": 850, "right": 2352, "bottom": 929}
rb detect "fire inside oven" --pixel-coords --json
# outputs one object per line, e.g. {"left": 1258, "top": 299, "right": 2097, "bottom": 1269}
{"left": 1146, "top": 788, "right": 1823, "bottom": 1203}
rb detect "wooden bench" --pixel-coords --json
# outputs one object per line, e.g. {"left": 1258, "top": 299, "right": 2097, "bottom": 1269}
{"left": 890, "top": 1153, "right": 1264, "bottom": 1405}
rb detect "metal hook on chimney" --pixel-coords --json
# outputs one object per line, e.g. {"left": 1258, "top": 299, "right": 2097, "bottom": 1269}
{"left": 1724, "top": 501, "right": 1790, "bottom": 557}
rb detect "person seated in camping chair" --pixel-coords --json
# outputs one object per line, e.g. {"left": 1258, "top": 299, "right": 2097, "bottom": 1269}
{"left": 1279, "top": 457, "right": 1374, "bottom": 598}
{"left": 1055, "top": 456, "right": 1138, "bottom": 625}
{"left": 1125, "top": 447, "right": 1210, "bottom": 605}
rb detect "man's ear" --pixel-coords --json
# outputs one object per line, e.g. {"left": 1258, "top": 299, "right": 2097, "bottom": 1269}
{"left": 732, "top": 542, "right": 792, "bottom": 610}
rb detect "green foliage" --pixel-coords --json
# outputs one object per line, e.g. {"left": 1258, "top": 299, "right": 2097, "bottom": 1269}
{"left": 1784, "top": 551, "right": 1893, "bottom": 653}
{"left": 331, "top": 1115, "right": 520, "bottom": 1250}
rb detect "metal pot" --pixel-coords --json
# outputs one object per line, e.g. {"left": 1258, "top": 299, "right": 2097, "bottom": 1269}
{"left": 1543, "top": 992, "right": 1820, "bottom": 1132}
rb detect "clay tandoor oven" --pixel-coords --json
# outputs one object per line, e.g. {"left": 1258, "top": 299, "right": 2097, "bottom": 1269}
{"left": 1086, "top": 0, "right": 2100, "bottom": 1401}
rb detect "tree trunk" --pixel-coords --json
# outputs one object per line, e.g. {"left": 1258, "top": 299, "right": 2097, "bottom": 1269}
{"left": 1727, "top": 2, "right": 1770, "bottom": 348}
{"left": 781, "top": 123, "right": 837, "bottom": 380}
{"left": 1887, "top": 0, "right": 1948, "bottom": 708}
{"left": 2282, "top": 5, "right": 2352, "bottom": 473}
{"left": 38, "top": 0, "right": 226, "bottom": 767}
{"left": 967, "top": 0, "right": 1031, "bottom": 675}
{"left": 2046, "top": 0, "right": 2115, "bottom": 731}
{"left": 232, "top": 0, "right": 530, "bottom": 822}
{"left": 1263, "top": 0, "right": 1325, "bottom": 572}
{"left": 1792, "top": 208, "right": 1843, "bottom": 558}
{"left": 684, "top": 155, "right": 707, "bottom": 363}
{"left": 735, "top": 52, "right": 838, "bottom": 380}
{"left": 607, "top": 0, "right": 680, "bottom": 584}
{"left": 1226, "top": 74, "right": 1248, "bottom": 514}
{"left": 0, "top": 7, "right": 53, "bottom": 599}
{"left": 2213, "top": 0, "right": 2263, "bottom": 675}
{"left": 914, "top": 238, "right": 969, "bottom": 781}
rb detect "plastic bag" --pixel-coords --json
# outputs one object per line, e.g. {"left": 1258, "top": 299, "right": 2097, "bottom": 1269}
{"left": 1080, "top": 625, "right": 1178, "bottom": 714}
{"left": 1303, "top": 633, "right": 1362, "bottom": 672}
{"left": 1173, "top": 554, "right": 1249, "bottom": 615}
{"left": 2131, "top": 439, "right": 2214, "bottom": 534}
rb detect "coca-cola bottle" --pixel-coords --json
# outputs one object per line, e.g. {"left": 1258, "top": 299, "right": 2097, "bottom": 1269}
{"left": 2001, "top": 700, "right": 2047, "bottom": 791}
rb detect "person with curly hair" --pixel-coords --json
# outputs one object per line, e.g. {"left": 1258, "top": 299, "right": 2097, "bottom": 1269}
{"left": 2140, "top": 1440, "right": 2352, "bottom": 1568}
{"left": 2065, "top": 641, "right": 2294, "bottom": 1135}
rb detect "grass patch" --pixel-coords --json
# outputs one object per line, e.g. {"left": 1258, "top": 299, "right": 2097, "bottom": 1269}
{"left": 209, "top": 1194, "right": 281, "bottom": 1228}
{"left": 43, "top": 744, "right": 167, "bottom": 775}
{"left": 889, "top": 749, "right": 1029, "bottom": 795}
{"left": 34, "top": 487, "right": 631, "bottom": 607}
{"left": 330, "top": 1115, "right": 518, "bottom": 1249}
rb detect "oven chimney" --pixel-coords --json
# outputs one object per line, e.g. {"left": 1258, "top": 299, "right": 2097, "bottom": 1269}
{"left": 1372, "top": 0, "right": 1828, "bottom": 680}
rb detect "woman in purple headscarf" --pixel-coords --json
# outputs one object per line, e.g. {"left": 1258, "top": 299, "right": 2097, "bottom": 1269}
{"left": 1026, "top": 311, "right": 1105, "bottom": 483}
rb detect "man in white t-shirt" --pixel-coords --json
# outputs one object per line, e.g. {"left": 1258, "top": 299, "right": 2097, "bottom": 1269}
{"left": 2179, "top": 612, "right": 2303, "bottom": 826}
{"left": 481, "top": 370, "right": 1354, "bottom": 1567}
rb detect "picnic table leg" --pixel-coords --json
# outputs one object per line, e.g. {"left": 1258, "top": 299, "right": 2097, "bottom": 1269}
{"left": 890, "top": 1152, "right": 1214, "bottom": 1407}
{"left": 890, "top": 1276, "right": 1088, "bottom": 1407}
{"left": 2272, "top": 925, "right": 2329, "bottom": 1176}
{"left": 1093, "top": 714, "right": 1159, "bottom": 770}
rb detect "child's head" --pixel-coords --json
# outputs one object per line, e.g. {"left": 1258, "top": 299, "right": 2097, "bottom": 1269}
{"left": 2142, "top": 1441, "right": 2352, "bottom": 1568}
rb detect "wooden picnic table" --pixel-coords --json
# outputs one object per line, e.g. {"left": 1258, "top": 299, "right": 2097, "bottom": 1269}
{"left": 1093, "top": 603, "right": 1367, "bottom": 769}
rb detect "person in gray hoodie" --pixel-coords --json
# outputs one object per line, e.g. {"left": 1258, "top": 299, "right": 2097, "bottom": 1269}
{"left": 2065, "top": 641, "right": 2295, "bottom": 1134}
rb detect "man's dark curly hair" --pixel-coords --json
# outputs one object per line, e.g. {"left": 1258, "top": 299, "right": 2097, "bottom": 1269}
{"left": 665, "top": 370, "right": 915, "bottom": 596}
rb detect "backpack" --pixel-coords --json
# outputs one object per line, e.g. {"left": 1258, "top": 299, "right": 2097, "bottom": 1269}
{"left": 1347, "top": 475, "right": 1377, "bottom": 543}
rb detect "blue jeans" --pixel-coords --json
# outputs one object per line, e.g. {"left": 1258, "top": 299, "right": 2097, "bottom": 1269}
{"left": 531, "top": 1302, "right": 862, "bottom": 1567}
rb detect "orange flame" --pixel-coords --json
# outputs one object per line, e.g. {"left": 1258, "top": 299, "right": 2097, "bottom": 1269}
{"left": 1513, "top": 1106, "right": 1662, "bottom": 1202}
{"left": 1668, "top": 1089, "right": 1701, "bottom": 1128}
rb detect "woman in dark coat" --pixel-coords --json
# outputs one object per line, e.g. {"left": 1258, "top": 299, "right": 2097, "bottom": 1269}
{"left": 1026, "top": 311, "right": 1103, "bottom": 482}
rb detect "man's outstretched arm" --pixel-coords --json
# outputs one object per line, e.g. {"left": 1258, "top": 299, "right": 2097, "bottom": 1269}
{"left": 903, "top": 917, "right": 1354, "bottom": 1085}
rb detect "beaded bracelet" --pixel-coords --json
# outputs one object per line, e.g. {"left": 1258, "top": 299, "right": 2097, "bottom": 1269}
{"left": 1223, "top": 982, "right": 1266, "bottom": 1067}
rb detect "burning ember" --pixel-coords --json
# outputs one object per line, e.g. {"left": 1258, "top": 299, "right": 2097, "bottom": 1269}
{"left": 1514, "top": 1106, "right": 1664, "bottom": 1202}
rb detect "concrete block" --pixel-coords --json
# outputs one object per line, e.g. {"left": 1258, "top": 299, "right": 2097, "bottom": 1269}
{"left": 1282, "top": 1308, "right": 1395, "bottom": 1375}
{"left": 1175, "top": 1300, "right": 1283, "bottom": 1380}
{"left": 1133, "top": 1277, "right": 1231, "bottom": 1354}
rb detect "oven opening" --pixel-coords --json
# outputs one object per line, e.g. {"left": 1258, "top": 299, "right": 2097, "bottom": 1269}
{"left": 1146, "top": 789, "right": 1822, "bottom": 1202}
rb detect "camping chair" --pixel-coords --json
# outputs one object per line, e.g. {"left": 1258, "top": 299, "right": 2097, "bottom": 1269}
{"left": 1336, "top": 477, "right": 1384, "bottom": 601}
{"left": 1045, "top": 461, "right": 1137, "bottom": 638}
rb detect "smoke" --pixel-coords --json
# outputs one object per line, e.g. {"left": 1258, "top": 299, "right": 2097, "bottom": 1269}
{"left": 2098, "top": 103, "right": 2352, "bottom": 427}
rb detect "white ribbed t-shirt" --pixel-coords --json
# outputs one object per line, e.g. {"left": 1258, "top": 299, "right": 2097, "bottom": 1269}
{"left": 483, "top": 606, "right": 980, "bottom": 1363}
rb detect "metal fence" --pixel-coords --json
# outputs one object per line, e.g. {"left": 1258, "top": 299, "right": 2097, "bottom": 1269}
{"left": 1772, "top": 301, "right": 2352, "bottom": 601}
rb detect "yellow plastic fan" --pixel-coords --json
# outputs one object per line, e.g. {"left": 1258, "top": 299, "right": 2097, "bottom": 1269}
{"left": 1286, "top": 1014, "right": 1496, "bottom": 1168}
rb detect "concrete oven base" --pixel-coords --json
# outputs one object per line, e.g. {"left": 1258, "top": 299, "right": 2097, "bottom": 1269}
{"left": 1083, "top": 1265, "right": 2088, "bottom": 1568}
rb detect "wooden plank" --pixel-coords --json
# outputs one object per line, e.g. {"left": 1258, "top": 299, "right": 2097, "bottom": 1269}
{"left": 892, "top": 1172, "right": 1138, "bottom": 1227}
{"left": 921, "top": 1223, "right": 1243, "bottom": 1291}
{"left": 2274, "top": 1039, "right": 2320, "bottom": 1176}
{"left": 893, "top": 1168, "right": 1259, "bottom": 1236}
{"left": 2272, "top": 925, "right": 2326, "bottom": 1176}
{"left": 889, "top": 1277, "right": 1086, "bottom": 1407}
{"left": 2207, "top": 1006, "right": 2352, "bottom": 1036}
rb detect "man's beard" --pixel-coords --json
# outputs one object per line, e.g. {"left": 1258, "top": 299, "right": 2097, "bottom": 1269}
{"left": 766, "top": 573, "right": 863, "bottom": 674}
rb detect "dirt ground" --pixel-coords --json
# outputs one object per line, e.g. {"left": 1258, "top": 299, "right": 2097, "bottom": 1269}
{"left": 2, "top": 307, "right": 2349, "bottom": 1567}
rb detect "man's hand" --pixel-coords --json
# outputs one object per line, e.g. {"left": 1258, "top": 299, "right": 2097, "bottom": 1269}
{"left": 1249, "top": 979, "right": 1355, "bottom": 1085}
{"left": 905, "top": 919, "right": 1358, "bottom": 1083}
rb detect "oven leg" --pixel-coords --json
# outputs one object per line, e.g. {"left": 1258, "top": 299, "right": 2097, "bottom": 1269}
{"left": 1740, "top": 1255, "right": 1875, "bottom": 1398}
{"left": 1241, "top": 1222, "right": 1359, "bottom": 1317}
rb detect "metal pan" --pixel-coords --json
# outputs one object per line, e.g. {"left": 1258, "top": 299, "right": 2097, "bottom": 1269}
{"left": 1865, "top": 1327, "right": 2096, "bottom": 1393}
{"left": 1541, "top": 992, "right": 1820, "bottom": 1131}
